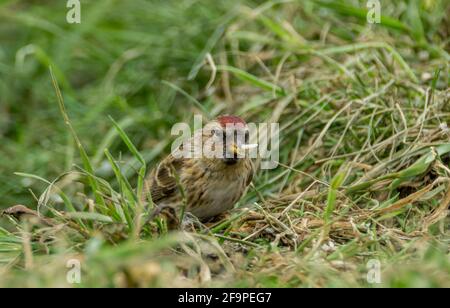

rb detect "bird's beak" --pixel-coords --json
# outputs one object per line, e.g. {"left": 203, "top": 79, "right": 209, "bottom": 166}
{"left": 230, "top": 143, "right": 258, "bottom": 156}
{"left": 230, "top": 143, "right": 240, "bottom": 156}
{"left": 240, "top": 143, "right": 258, "bottom": 150}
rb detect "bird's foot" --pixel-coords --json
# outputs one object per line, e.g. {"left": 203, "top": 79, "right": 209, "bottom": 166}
{"left": 180, "top": 213, "right": 203, "bottom": 232}
{"left": 147, "top": 206, "right": 180, "bottom": 230}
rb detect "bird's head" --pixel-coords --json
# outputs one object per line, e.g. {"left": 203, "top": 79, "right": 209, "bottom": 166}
{"left": 201, "top": 115, "right": 252, "bottom": 166}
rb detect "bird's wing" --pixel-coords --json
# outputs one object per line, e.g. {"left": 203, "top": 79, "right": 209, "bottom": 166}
{"left": 144, "top": 154, "right": 184, "bottom": 204}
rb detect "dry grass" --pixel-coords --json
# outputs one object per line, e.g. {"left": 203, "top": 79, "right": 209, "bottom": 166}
{"left": 0, "top": 0, "right": 449, "bottom": 287}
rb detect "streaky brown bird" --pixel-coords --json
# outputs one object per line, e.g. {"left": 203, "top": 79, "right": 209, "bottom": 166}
{"left": 143, "top": 115, "right": 254, "bottom": 223}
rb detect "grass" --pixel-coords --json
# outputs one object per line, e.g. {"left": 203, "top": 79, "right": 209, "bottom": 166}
{"left": 0, "top": 0, "right": 449, "bottom": 287}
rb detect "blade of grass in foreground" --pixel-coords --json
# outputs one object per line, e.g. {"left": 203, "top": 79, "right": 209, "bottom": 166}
{"left": 324, "top": 172, "right": 345, "bottom": 223}
{"left": 14, "top": 172, "right": 87, "bottom": 230}
{"left": 65, "top": 212, "right": 114, "bottom": 223}
{"left": 104, "top": 149, "right": 135, "bottom": 228}
{"left": 14, "top": 172, "right": 76, "bottom": 212}
{"left": 109, "top": 117, "right": 146, "bottom": 189}
{"left": 50, "top": 67, "right": 108, "bottom": 213}
{"left": 109, "top": 116, "right": 148, "bottom": 237}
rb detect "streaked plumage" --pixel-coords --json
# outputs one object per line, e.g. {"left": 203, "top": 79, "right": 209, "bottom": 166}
{"left": 143, "top": 116, "right": 254, "bottom": 223}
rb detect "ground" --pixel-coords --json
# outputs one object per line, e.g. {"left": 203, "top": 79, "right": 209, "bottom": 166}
{"left": 0, "top": 0, "right": 449, "bottom": 287}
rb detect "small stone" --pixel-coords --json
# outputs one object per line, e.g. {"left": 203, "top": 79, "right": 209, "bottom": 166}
{"left": 421, "top": 72, "right": 432, "bottom": 81}
{"left": 418, "top": 51, "right": 429, "bottom": 61}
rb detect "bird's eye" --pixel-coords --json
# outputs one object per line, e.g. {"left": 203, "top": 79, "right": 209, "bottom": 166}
{"left": 211, "top": 129, "right": 224, "bottom": 138}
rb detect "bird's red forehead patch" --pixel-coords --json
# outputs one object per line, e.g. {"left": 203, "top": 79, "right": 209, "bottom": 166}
{"left": 217, "top": 115, "right": 246, "bottom": 127}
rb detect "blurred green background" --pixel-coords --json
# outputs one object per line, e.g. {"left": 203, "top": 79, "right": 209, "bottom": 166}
{"left": 1, "top": 0, "right": 247, "bottom": 207}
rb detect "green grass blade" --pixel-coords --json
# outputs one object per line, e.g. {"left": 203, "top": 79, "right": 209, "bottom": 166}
{"left": 217, "top": 65, "right": 286, "bottom": 97}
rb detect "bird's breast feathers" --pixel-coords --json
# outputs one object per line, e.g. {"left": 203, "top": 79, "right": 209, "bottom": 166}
{"left": 145, "top": 156, "right": 253, "bottom": 220}
{"left": 186, "top": 169, "right": 249, "bottom": 219}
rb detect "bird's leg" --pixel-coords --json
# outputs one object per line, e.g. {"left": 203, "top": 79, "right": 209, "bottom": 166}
{"left": 146, "top": 205, "right": 162, "bottom": 223}
{"left": 203, "top": 212, "right": 231, "bottom": 227}
{"left": 163, "top": 207, "right": 180, "bottom": 230}
{"left": 146, "top": 204, "right": 180, "bottom": 231}
{"left": 180, "top": 212, "right": 203, "bottom": 232}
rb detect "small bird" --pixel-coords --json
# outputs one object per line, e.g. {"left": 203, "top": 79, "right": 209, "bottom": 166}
{"left": 143, "top": 115, "right": 254, "bottom": 224}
